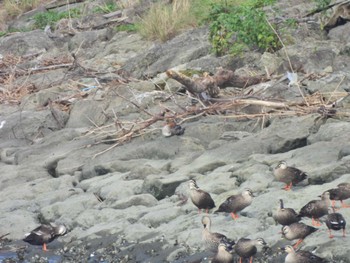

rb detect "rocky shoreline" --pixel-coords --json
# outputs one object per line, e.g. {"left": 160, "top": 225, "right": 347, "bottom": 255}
{"left": 1, "top": 0, "right": 350, "bottom": 262}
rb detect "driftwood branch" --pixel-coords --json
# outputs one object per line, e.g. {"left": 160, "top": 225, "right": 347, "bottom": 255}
{"left": 166, "top": 68, "right": 264, "bottom": 101}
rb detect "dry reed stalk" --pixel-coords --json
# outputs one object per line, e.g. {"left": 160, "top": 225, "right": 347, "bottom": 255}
{"left": 265, "top": 17, "right": 309, "bottom": 106}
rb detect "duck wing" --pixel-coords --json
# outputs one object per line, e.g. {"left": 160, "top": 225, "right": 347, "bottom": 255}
{"left": 216, "top": 195, "right": 237, "bottom": 213}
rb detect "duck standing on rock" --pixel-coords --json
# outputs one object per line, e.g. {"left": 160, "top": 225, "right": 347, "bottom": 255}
{"left": 281, "top": 245, "right": 328, "bottom": 263}
{"left": 273, "top": 161, "right": 307, "bottom": 191}
{"left": 23, "top": 223, "right": 67, "bottom": 251}
{"left": 325, "top": 212, "right": 346, "bottom": 238}
{"left": 281, "top": 222, "right": 318, "bottom": 248}
{"left": 273, "top": 199, "right": 301, "bottom": 226}
{"left": 189, "top": 179, "right": 216, "bottom": 213}
{"left": 298, "top": 192, "right": 331, "bottom": 226}
{"left": 212, "top": 239, "right": 234, "bottom": 263}
{"left": 234, "top": 237, "right": 268, "bottom": 263}
{"left": 215, "top": 189, "right": 254, "bottom": 220}
{"left": 324, "top": 183, "right": 350, "bottom": 209}
{"left": 201, "top": 216, "right": 235, "bottom": 252}
{"left": 162, "top": 119, "right": 185, "bottom": 137}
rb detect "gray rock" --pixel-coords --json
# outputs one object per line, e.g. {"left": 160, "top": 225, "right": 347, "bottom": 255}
{"left": 66, "top": 99, "right": 110, "bottom": 128}
{"left": 0, "top": 30, "right": 54, "bottom": 55}
{"left": 122, "top": 27, "right": 211, "bottom": 78}
{"left": 142, "top": 175, "right": 188, "bottom": 200}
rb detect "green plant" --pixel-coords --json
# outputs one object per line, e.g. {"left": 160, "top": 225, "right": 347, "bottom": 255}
{"left": 0, "top": 31, "right": 6, "bottom": 37}
{"left": 93, "top": 1, "right": 118, "bottom": 14}
{"left": 33, "top": 8, "right": 81, "bottom": 29}
{"left": 115, "top": 24, "right": 138, "bottom": 32}
{"left": 313, "top": 0, "right": 331, "bottom": 9}
{"left": 208, "top": 0, "right": 280, "bottom": 55}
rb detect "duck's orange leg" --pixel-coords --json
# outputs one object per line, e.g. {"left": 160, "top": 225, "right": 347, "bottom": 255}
{"left": 293, "top": 239, "right": 303, "bottom": 249}
{"left": 328, "top": 229, "right": 334, "bottom": 239}
{"left": 42, "top": 243, "right": 47, "bottom": 251}
{"left": 283, "top": 183, "right": 292, "bottom": 191}
{"left": 311, "top": 217, "right": 322, "bottom": 227}
{"left": 249, "top": 256, "right": 253, "bottom": 263}
{"left": 230, "top": 212, "right": 239, "bottom": 220}
{"left": 343, "top": 228, "right": 346, "bottom": 237}
{"left": 341, "top": 200, "right": 350, "bottom": 208}
{"left": 239, "top": 258, "right": 242, "bottom": 263}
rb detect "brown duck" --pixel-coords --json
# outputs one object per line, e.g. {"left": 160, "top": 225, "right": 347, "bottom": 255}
{"left": 215, "top": 189, "right": 254, "bottom": 220}
{"left": 189, "top": 179, "right": 216, "bottom": 213}
{"left": 324, "top": 183, "right": 350, "bottom": 209}
{"left": 299, "top": 192, "right": 331, "bottom": 226}
{"left": 325, "top": 212, "right": 346, "bottom": 238}
{"left": 212, "top": 239, "right": 234, "bottom": 263}
{"left": 274, "top": 161, "right": 307, "bottom": 191}
{"left": 234, "top": 237, "right": 268, "bottom": 263}
{"left": 23, "top": 223, "right": 67, "bottom": 251}
{"left": 273, "top": 199, "right": 301, "bottom": 226}
{"left": 201, "top": 216, "right": 235, "bottom": 252}
{"left": 281, "top": 245, "right": 328, "bottom": 263}
{"left": 281, "top": 222, "right": 318, "bottom": 248}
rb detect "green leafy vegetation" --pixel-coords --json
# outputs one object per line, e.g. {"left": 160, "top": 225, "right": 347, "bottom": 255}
{"left": 93, "top": 1, "right": 118, "bottom": 14}
{"left": 33, "top": 9, "right": 81, "bottom": 29}
{"left": 115, "top": 24, "right": 138, "bottom": 32}
{"left": 313, "top": 0, "right": 331, "bottom": 9}
{"left": 208, "top": 0, "right": 280, "bottom": 55}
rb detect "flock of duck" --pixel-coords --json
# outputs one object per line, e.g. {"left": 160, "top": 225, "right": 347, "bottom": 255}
{"left": 189, "top": 161, "right": 350, "bottom": 263}
{"left": 15, "top": 160, "right": 349, "bottom": 262}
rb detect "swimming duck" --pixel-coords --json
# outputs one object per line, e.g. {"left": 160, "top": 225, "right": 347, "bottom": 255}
{"left": 281, "top": 222, "right": 318, "bottom": 248}
{"left": 281, "top": 245, "right": 328, "bottom": 263}
{"left": 202, "top": 216, "right": 235, "bottom": 252}
{"left": 23, "top": 223, "right": 67, "bottom": 251}
{"left": 189, "top": 179, "right": 216, "bottom": 213}
{"left": 325, "top": 212, "right": 346, "bottom": 238}
{"left": 273, "top": 161, "right": 307, "bottom": 191}
{"left": 212, "top": 239, "right": 234, "bottom": 263}
{"left": 324, "top": 183, "right": 350, "bottom": 209}
{"left": 234, "top": 237, "right": 268, "bottom": 263}
{"left": 273, "top": 199, "right": 301, "bottom": 226}
{"left": 299, "top": 192, "right": 331, "bottom": 226}
{"left": 215, "top": 189, "right": 254, "bottom": 220}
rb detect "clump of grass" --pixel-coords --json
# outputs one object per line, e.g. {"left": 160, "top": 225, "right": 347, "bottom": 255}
{"left": 313, "top": 0, "right": 331, "bottom": 9}
{"left": 138, "top": 0, "right": 195, "bottom": 42}
{"left": 33, "top": 8, "right": 81, "bottom": 29}
{"left": 115, "top": 23, "right": 138, "bottom": 32}
{"left": 4, "top": 0, "right": 41, "bottom": 17}
{"left": 93, "top": 1, "right": 119, "bottom": 14}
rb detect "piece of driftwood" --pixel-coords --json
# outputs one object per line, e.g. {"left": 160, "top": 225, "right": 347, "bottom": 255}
{"left": 166, "top": 68, "right": 264, "bottom": 100}
{"left": 324, "top": 1, "right": 350, "bottom": 30}
{"left": 92, "top": 17, "right": 129, "bottom": 30}
{"left": 45, "top": 0, "right": 85, "bottom": 10}
{"left": 103, "top": 10, "right": 123, "bottom": 19}
{"left": 304, "top": 0, "right": 350, "bottom": 17}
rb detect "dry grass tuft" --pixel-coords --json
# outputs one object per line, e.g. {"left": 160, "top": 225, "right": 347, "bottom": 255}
{"left": 138, "top": 0, "right": 195, "bottom": 42}
{"left": 0, "top": 0, "right": 51, "bottom": 30}
{"left": 4, "top": 0, "right": 41, "bottom": 17}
